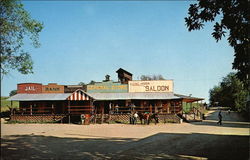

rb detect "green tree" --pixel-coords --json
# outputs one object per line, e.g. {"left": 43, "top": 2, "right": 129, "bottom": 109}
{"left": 78, "top": 82, "right": 86, "bottom": 86}
{"left": 185, "top": 0, "right": 249, "bottom": 90}
{"left": 9, "top": 89, "right": 17, "bottom": 96}
{"left": 209, "top": 73, "right": 248, "bottom": 112}
{"left": 140, "top": 74, "right": 165, "bottom": 80}
{"left": 0, "top": 0, "right": 43, "bottom": 79}
{"left": 88, "top": 80, "right": 96, "bottom": 85}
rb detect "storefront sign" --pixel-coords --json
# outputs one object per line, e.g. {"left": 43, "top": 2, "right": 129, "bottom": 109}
{"left": 128, "top": 80, "right": 173, "bottom": 93}
{"left": 17, "top": 83, "right": 42, "bottom": 94}
{"left": 87, "top": 81, "right": 128, "bottom": 93}
{"left": 42, "top": 83, "right": 64, "bottom": 93}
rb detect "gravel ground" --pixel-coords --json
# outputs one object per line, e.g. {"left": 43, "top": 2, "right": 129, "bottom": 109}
{"left": 1, "top": 110, "right": 249, "bottom": 160}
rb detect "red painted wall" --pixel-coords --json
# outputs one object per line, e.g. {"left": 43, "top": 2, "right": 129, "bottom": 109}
{"left": 17, "top": 83, "right": 42, "bottom": 94}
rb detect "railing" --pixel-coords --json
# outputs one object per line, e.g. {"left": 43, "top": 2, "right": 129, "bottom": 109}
{"left": 182, "top": 107, "right": 204, "bottom": 121}
{"left": 10, "top": 114, "right": 66, "bottom": 123}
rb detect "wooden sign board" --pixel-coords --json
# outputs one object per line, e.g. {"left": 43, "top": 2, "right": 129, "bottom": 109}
{"left": 42, "top": 83, "right": 64, "bottom": 93}
{"left": 17, "top": 83, "right": 42, "bottom": 94}
{"left": 128, "top": 80, "right": 173, "bottom": 93}
{"left": 87, "top": 81, "right": 128, "bottom": 93}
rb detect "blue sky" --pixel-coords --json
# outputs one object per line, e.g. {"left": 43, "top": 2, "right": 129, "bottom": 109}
{"left": 2, "top": 1, "right": 234, "bottom": 102}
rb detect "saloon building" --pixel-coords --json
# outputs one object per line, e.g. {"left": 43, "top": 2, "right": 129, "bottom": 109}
{"left": 8, "top": 68, "right": 204, "bottom": 124}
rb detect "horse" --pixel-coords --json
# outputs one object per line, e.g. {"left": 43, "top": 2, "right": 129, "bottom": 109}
{"left": 137, "top": 112, "right": 159, "bottom": 125}
{"left": 149, "top": 113, "right": 159, "bottom": 125}
{"left": 137, "top": 112, "right": 151, "bottom": 125}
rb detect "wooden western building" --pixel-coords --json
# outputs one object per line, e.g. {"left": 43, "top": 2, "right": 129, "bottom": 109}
{"left": 8, "top": 68, "right": 204, "bottom": 124}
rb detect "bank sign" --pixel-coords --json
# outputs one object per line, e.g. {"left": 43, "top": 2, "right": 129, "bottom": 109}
{"left": 128, "top": 80, "right": 173, "bottom": 93}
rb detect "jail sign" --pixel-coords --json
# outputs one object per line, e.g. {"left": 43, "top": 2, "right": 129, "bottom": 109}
{"left": 128, "top": 80, "right": 173, "bottom": 93}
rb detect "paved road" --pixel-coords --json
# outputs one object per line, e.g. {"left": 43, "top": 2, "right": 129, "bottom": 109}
{"left": 1, "top": 110, "right": 249, "bottom": 160}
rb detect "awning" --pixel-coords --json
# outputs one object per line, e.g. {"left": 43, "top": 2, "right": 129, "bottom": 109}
{"left": 88, "top": 92, "right": 181, "bottom": 101}
{"left": 7, "top": 93, "right": 72, "bottom": 101}
{"left": 174, "top": 94, "right": 204, "bottom": 103}
{"left": 7, "top": 90, "right": 202, "bottom": 102}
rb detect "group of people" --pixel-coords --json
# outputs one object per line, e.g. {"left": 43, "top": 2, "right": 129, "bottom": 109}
{"left": 109, "top": 103, "right": 137, "bottom": 114}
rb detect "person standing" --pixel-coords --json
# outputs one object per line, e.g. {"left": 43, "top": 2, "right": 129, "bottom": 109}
{"left": 115, "top": 104, "right": 119, "bottom": 113}
{"left": 217, "top": 110, "right": 222, "bottom": 125}
{"left": 133, "top": 111, "right": 138, "bottom": 124}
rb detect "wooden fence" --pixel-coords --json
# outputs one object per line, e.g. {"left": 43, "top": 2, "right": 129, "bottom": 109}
{"left": 10, "top": 114, "right": 66, "bottom": 123}
{"left": 108, "top": 113, "right": 182, "bottom": 124}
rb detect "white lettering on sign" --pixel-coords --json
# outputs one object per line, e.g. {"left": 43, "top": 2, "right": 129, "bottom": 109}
{"left": 129, "top": 80, "right": 173, "bottom": 93}
{"left": 25, "top": 86, "right": 35, "bottom": 91}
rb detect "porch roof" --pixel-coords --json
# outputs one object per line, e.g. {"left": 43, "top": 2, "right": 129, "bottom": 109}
{"left": 8, "top": 91, "right": 202, "bottom": 102}
{"left": 7, "top": 93, "right": 72, "bottom": 101}
{"left": 87, "top": 92, "right": 181, "bottom": 101}
{"left": 174, "top": 94, "right": 204, "bottom": 103}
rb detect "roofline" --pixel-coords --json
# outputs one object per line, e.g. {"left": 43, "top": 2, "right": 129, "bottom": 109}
{"left": 116, "top": 68, "right": 133, "bottom": 76}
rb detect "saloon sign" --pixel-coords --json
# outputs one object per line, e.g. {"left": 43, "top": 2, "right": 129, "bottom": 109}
{"left": 128, "top": 80, "right": 173, "bottom": 93}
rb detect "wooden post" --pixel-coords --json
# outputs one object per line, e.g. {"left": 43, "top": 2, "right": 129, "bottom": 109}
{"left": 94, "top": 103, "right": 97, "bottom": 124}
{"left": 101, "top": 103, "right": 104, "bottom": 124}
{"left": 10, "top": 101, "right": 13, "bottom": 116}
{"left": 190, "top": 102, "right": 192, "bottom": 113}
{"left": 181, "top": 101, "right": 183, "bottom": 116}
{"left": 30, "top": 104, "right": 32, "bottom": 115}
{"left": 52, "top": 104, "right": 54, "bottom": 115}
{"left": 197, "top": 101, "right": 199, "bottom": 117}
{"left": 173, "top": 101, "right": 175, "bottom": 114}
{"left": 167, "top": 102, "right": 170, "bottom": 113}
{"left": 68, "top": 101, "right": 71, "bottom": 124}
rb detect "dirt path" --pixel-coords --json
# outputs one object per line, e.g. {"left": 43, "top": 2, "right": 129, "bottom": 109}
{"left": 1, "top": 110, "right": 249, "bottom": 160}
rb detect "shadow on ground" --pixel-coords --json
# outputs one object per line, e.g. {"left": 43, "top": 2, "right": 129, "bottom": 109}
{"left": 1, "top": 132, "right": 249, "bottom": 160}
{"left": 191, "top": 110, "right": 250, "bottom": 128}
{"left": 205, "top": 110, "right": 249, "bottom": 122}
{"left": 191, "top": 120, "right": 250, "bottom": 128}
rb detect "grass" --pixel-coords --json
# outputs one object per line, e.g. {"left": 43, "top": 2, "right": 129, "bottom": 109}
{"left": 1, "top": 97, "right": 19, "bottom": 112}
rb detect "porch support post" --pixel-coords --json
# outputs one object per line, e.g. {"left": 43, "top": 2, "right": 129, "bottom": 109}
{"left": 94, "top": 102, "right": 97, "bottom": 124}
{"left": 68, "top": 101, "right": 71, "bottom": 124}
{"left": 101, "top": 103, "right": 104, "bottom": 124}
{"left": 52, "top": 103, "right": 54, "bottom": 115}
{"left": 197, "top": 101, "right": 199, "bottom": 116}
{"left": 11, "top": 101, "right": 13, "bottom": 115}
{"left": 30, "top": 104, "right": 32, "bottom": 115}
{"left": 181, "top": 100, "right": 183, "bottom": 116}
{"left": 173, "top": 101, "right": 175, "bottom": 114}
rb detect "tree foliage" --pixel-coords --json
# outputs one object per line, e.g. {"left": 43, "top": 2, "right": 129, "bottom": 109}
{"left": 185, "top": 0, "right": 250, "bottom": 90}
{"left": 9, "top": 89, "right": 17, "bottom": 97}
{"left": 0, "top": 0, "right": 43, "bottom": 78}
{"left": 88, "top": 80, "right": 96, "bottom": 85}
{"left": 209, "top": 72, "right": 248, "bottom": 112}
{"left": 140, "top": 74, "right": 165, "bottom": 81}
{"left": 78, "top": 82, "right": 86, "bottom": 86}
